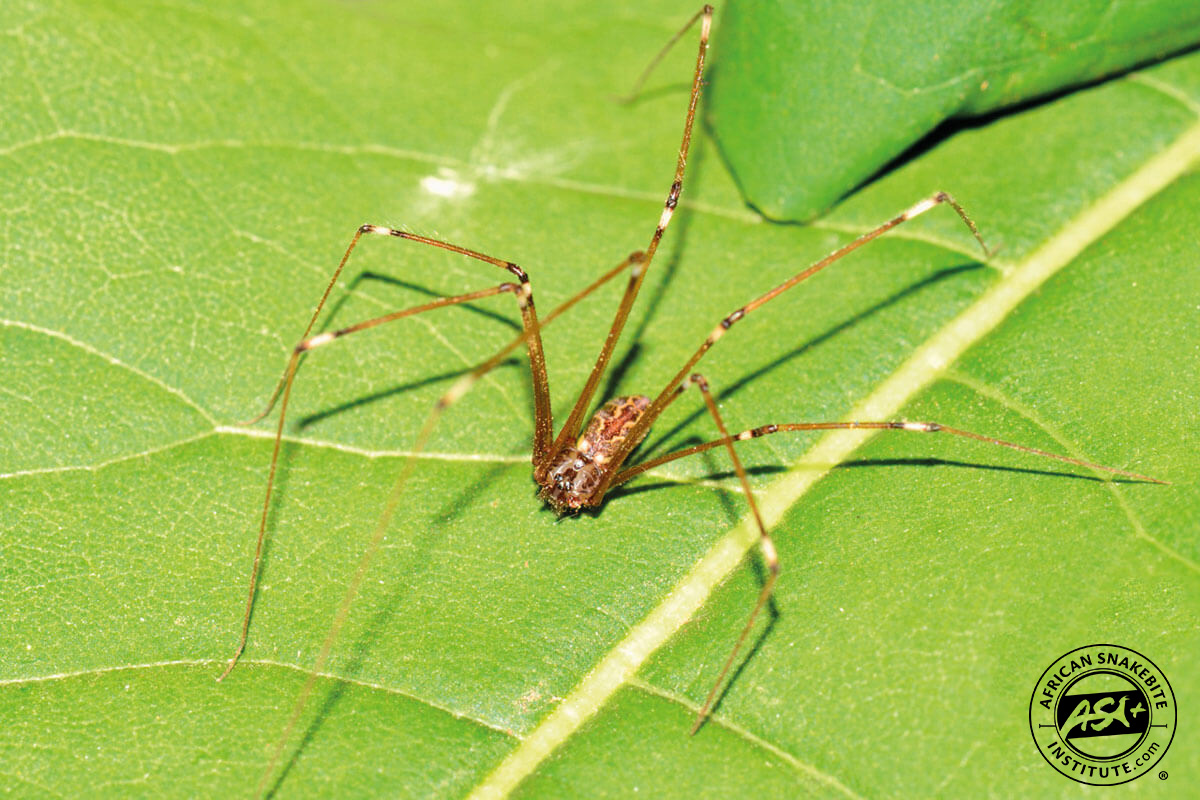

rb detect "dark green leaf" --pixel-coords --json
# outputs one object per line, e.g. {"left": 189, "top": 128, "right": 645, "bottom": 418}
{"left": 711, "top": 0, "right": 1200, "bottom": 219}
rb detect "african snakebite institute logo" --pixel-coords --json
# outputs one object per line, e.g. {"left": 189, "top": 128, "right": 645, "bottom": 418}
{"left": 1029, "top": 644, "right": 1175, "bottom": 785}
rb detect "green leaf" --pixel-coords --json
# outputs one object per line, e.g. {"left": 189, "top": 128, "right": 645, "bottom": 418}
{"left": 2, "top": 2, "right": 1197, "bottom": 798}
{"left": 711, "top": 0, "right": 1200, "bottom": 220}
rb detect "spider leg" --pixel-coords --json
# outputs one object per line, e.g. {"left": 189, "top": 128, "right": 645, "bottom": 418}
{"left": 548, "top": 5, "right": 713, "bottom": 460}
{"left": 245, "top": 225, "right": 554, "bottom": 462}
{"left": 613, "top": 421, "right": 1166, "bottom": 488}
{"left": 220, "top": 281, "right": 533, "bottom": 683}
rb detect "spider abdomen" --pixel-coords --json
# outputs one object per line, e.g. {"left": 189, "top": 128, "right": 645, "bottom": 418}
{"left": 577, "top": 395, "right": 651, "bottom": 465}
{"left": 539, "top": 395, "right": 651, "bottom": 512}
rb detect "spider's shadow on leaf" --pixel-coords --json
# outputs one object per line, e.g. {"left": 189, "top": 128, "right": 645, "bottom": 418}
{"left": 838, "top": 457, "right": 1148, "bottom": 483}
{"left": 321, "top": 270, "right": 524, "bottom": 336}
{"left": 244, "top": 55, "right": 1181, "bottom": 785}
{"left": 296, "top": 359, "right": 523, "bottom": 432}
{"left": 614, "top": 79, "right": 695, "bottom": 108}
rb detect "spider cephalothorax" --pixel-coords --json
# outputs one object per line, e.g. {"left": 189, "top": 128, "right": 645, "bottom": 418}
{"left": 538, "top": 395, "right": 651, "bottom": 512}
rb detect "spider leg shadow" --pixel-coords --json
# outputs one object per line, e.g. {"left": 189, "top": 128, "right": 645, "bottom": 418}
{"left": 838, "top": 457, "right": 1144, "bottom": 483}
{"left": 264, "top": 676, "right": 347, "bottom": 798}
{"left": 614, "top": 79, "right": 695, "bottom": 107}
{"left": 603, "top": 454, "right": 784, "bottom": 507}
{"left": 320, "top": 270, "right": 523, "bottom": 335}
{"left": 439, "top": 434, "right": 532, "bottom": 524}
{"left": 609, "top": 454, "right": 1132, "bottom": 521}
{"left": 297, "top": 359, "right": 522, "bottom": 430}
{"left": 698, "top": 552, "right": 781, "bottom": 729}
{"left": 263, "top": 486, "right": 460, "bottom": 797}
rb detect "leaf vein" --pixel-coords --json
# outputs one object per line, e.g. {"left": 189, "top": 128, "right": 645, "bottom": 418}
{"left": 0, "top": 318, "right": 217, "bottom": 424}
{"left": 0, "top": 658, "right": 519, "bottom": 741}
{"left": 1126, "top": 72, "right": 1200, "bottom": 117}
{"left": 628, "top": 677, "right": 866, "bottom": 800}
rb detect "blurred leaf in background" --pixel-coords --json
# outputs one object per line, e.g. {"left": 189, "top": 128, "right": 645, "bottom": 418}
{"left": 711, "top": 0, "right": 1200, "bottom": 219}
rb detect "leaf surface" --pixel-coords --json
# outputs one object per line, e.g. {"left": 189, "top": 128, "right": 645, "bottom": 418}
{"left": 1, "top": 2, "right": 1197, "bottom": 798}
